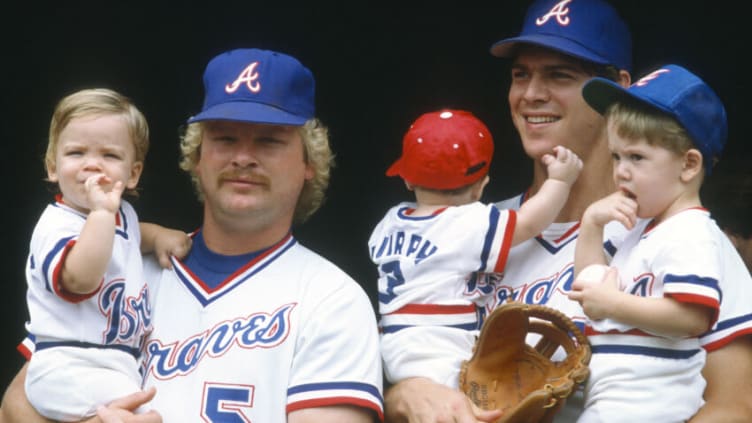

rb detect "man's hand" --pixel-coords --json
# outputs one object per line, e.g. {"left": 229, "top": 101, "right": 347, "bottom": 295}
{"left": 90, "top": 387, "right": 162, "bottom": 423}
{"left": 384, "top": 378, "right": 502, "bottom": 423}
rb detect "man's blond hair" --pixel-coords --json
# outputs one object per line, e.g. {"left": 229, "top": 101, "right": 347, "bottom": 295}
{"left": 179, "top": 119, "right": 333, "bottom": 224}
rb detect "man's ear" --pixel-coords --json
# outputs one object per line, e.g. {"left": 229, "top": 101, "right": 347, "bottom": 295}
{"left": 404, "top": 180, "right": 415, "bottom": 192}
{"left": 681, "top": 149, "right": 703, "bottom": 182}
{"left": 617, "top": 69, "right": 631, "bottom": 88}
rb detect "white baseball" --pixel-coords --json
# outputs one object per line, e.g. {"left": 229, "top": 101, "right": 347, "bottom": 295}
{"left": 577, "top": 264, "right": 610, "bottom": 284}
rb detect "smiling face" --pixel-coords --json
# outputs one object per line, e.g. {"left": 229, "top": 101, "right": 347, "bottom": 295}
{"left": 195, "top": 120, "right": 314, "bottom": 232}
{"left": 47, "top": 113, "right": 142, "bottom": 212}
{"left": 508, "top": 46, "right": 607, "bottom": 162}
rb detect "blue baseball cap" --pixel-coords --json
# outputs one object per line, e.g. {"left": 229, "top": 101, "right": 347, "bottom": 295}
{"left": 490, "top": 0, "right": 632, "bottom": 72}
{"left": 582, "top": 64, "right": 728, "bottom": 173}
{"left": 188, "top": 48, "right": 315, "bottom": 126}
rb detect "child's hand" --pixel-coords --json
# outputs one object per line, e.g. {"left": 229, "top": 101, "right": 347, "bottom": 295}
{"left": 153, "top": 229, "right": 192, "bottom": 269}
{"left": 568, "top": 266, "right": 621, "bottom": 321}
{"left": 541, "top": 146, "right": 582, "bottom": 186}
{"left": 85, "top": 173, "right": 124, "bottom": 214}
{"left": 582, "top": 191, "right": 638, "bottom": 230}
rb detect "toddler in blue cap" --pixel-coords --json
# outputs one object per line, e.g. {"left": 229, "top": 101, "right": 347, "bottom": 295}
{"left": 568, "top": 65, "right": 751, "bottom": 422}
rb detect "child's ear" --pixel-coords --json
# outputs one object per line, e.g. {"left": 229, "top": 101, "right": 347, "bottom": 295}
{"left": 126, "top": 161, "right": 144, "bottom": 190}
{"left": 471, "top": 175, "right": 490, "bottom": 201}
{"left": 681, "top": 149, "right": 703, "bottom": 182}
{"left": 46, "top": 162, "right": 58, "bottom": 183}
{"left": 404, "top": 180, "right": 415, "bottom": 192}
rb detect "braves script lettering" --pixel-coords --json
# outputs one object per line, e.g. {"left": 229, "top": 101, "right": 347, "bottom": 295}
{"left": 99, "top": 279, "right": 151, "bottom": 345}
{"left": 225, "top": 62, "right": 261, "bottom": 93}
{"left": 536, "top": 0, "right": 572, "bottom": 26}
{"left": 144, "top": 303, "right": 296, "bottom": 379}
{"left": 468, "top": 264, "right": 576, "bottom": 312}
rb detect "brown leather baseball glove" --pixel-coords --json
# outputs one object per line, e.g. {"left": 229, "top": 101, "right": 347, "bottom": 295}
{"left": 459, "top": 301, "right": 591, "bottom": 423}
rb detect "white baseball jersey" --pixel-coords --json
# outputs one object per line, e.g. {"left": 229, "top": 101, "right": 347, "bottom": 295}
{"left": 369, "top": 202, "right": 516, "bottom": 387}
{"left": 493, "top": 195, "right": 592, "bottom": 331}
{"left": 496, "top": 194, "right": 752, "bottom": 423}
{"left": 141, "top": 231, "right": 384, "bottom": 422}
{"left": 23, "top": 198, "right": 151, "bottom": 421}
{"left": 580, "top": 208, "right": 724, "bottom": 422}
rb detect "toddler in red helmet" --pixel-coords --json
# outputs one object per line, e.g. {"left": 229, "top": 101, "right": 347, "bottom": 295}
{"left": 368, "top": 108, "right": 582, "bottom": 388}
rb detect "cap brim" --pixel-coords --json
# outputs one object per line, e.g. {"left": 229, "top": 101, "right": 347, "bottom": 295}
{"left": 187, "top": 101, "right": 309, "bottom": 126}
{"left": 582, "top": 77, "right": 675, "bottom": 118}
{"left": 581, "top": 77, "right": 629, "bottom": 115}
{"left": 490, "top": 34, "right": 610, "bottom": 66}
{"left": 385, "top": 158, "right": 403, "bottom": 177}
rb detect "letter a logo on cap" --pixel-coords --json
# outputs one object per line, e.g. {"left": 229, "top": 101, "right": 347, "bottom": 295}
{"left": 225, "top": 62, "right": 261, "bottom": 94}
{"left": 536, "top": 0, "right": 572, "bottom": 26}
{"left": 634, "top": 68, "right": 670, "bottom": 87}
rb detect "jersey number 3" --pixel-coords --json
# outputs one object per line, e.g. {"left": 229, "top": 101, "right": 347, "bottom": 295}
{"left": 378, "top": 260, "right": 405, "bottom": 304}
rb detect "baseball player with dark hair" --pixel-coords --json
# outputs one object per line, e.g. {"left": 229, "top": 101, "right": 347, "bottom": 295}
{"left": 370, "top": 109, "right": 580, "bottom": 389}
{"left": 571, "top": 64, "right": 751, "bottom": 422}
{"left": 385, "top": 1, "right": 752, "bottom": 422}
{"left": 2, "top": 48, "right": 384, "bottom": 423}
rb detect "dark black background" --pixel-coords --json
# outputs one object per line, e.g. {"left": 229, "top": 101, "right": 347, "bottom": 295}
{"left": 1, "top": 1, "right": 748, "bottom": 391}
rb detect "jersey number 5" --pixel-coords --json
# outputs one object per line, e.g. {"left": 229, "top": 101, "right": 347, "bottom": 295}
{"left": 201, "top": 382, "right": 255, "bottom": 422}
